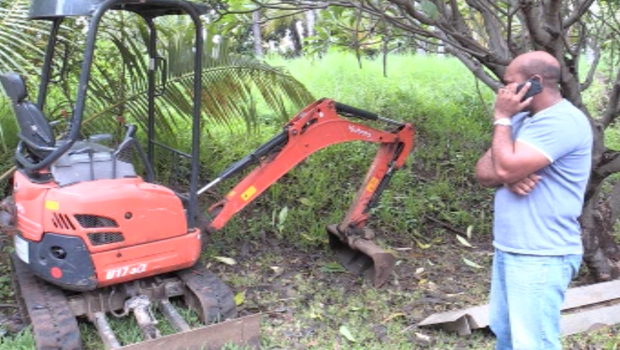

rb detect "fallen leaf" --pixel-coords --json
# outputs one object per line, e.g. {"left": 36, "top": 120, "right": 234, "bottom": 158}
{"left": 309, "top": 309, "right": 323, "bottom": 320}
{"left": 214, "top": 256, "right": 237, "bottom": 265}
{"left": 278, "top": 206, "right": 289, "bottom": 224}
{"left": 234, "top": 291, "right": 245, "bottom": 306}
{"left": 301, "top": 233, "right": 318, "bottom": 241}
{"left": 270, "top": 266, "right": 284, "bottom": 280}
{"left": 298, "top": 198, "right": 313, "bottom": 206}
{"left": 463, "top": 257, "right": 483, "bottom": 269}
{"left": 456, "top": 234, "right": 473, "bottom": 248}
{"left": 382, "top": 312, "right": 405, "bottom": 323}
{"left": 416, "top": 241, "right": 432, "bottom": 249}
{"left": 393, "top": 247, "right": 412, "bottom": 251}
{"left": 339, "top": 325, "right": 356, "bottom": 342}
{"left": 415, "top": 267, "right": 425, "bottom": 275}
{"left": 415, "top": 332, "right": 431, "bottom": 341}
{"left": 466, "top": 225, "right": 473, "bottom": 239}
{"left": 321, "top": 262, "right": 346, "bottom": 273}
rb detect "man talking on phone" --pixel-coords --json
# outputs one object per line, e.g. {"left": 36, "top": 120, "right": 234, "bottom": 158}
{"left": 475, "top": 51, "right": 592, "bottom": 349}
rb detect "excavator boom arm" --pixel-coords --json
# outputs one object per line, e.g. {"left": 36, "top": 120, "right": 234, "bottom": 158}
{"left": 207, "top": 99, "right": 415, "bottom": 232}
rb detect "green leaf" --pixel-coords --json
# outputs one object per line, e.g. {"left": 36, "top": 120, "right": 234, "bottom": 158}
{"left": 339, "top": 325, "right": 356, "bottom": 342}
{"left": 298, "top": 198, "right": 312, "bottom": 206}
{"left": 321, "top": 262, "right": 347, "bottom": 273}
{"left": 278, "top": 206, "right": 289, "bottom": 225}
{"left": 416, "top": 241, "right": 432, "bottom": 249}
{"left": 234, "top": 291, "right": 246, "bottom": 306}
{"left": 420, "top": 0, "right": 439, "bottom": 20}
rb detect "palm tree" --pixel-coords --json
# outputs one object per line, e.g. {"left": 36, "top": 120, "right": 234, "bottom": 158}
{"left": 0, "top": 0, "right": 314, "bottom": 187}
{"left": 0, "top": 0, "right": 50, "bottom": 181}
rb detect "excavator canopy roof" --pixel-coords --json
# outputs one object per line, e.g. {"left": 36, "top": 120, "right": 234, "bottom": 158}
{"left": 29, "top": 0, "right": 209, "bottom": 20}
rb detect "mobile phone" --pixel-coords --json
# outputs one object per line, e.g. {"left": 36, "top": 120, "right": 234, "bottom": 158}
{"left": 516, "top": 77, "right": 543, "bottom": 102}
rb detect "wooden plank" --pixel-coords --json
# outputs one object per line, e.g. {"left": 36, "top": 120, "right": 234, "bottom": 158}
{"left": 562, "top": 303, "right": 620, "bottom": 336}
{"left": 418, "top": 281, "right": 620, "bottom": 336}
{"left": 563, "top": 280, "right": 620, "bottom": 310}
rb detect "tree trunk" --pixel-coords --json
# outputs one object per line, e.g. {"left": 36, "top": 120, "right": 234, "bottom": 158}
{"left": 289, "top": 20, "right": 303, "bottom": 56}
{"left": 252, "top": 11, "right": 263, "bottom": 58}
{"left": 580, "top": 195, "right": 620, "bottom": 281}
{"left": 305, "top": 10, "right": 316, "bottom": 38}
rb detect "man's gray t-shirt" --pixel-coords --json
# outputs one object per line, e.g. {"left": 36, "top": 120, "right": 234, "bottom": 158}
{"left": 493, "top": 99, "right": 592, "bottom": 255}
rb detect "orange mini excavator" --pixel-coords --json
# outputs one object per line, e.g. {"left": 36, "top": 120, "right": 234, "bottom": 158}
{"left": 0, "top": 1, "right": 415, "bottom": 349}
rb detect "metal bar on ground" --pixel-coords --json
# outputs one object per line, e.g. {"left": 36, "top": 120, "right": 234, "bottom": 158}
{"left": 159, "top": 299, "right": 191, "bottom": 332}
{"left": 93, "top": 311, "right": 122, "bottom": 349}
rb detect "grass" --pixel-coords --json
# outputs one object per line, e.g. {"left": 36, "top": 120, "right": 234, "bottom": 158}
{"left": 1, "top": 52, "right": 620, "bottom": 349}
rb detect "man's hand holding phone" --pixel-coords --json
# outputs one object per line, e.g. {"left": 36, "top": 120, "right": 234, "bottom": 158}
{"left": 517, "top": 77, "right": 543, "bottom": 101}
{"left": 494, "top": 77, "right": 542, "bottom": 120}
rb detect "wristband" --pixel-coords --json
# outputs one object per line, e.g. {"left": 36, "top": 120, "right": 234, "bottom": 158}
{"left": 493, "top": 118, "right": 512, "bottom": 127}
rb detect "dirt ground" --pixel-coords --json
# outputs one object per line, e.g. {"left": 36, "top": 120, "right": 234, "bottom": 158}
{"left": 1, "top": 228, "right": 619, "bottom": 349}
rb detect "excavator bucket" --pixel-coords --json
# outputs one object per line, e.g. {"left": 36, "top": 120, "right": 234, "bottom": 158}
{"left": 326, "top": 225, "right": 396, "bottom": 287}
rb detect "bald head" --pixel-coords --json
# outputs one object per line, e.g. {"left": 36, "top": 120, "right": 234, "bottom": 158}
{"left": 505, "top": 51, "right": 561, "bottom": 89}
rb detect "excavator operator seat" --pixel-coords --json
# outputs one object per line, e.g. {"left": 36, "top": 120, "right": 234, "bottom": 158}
{"left": 0, "top": 72, "right": 137, "bottom": 185}
{"left": 0, "top": 72, "right": 55, "bottom": 160}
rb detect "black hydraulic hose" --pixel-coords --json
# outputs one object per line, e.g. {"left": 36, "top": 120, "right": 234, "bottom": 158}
{"left": 217, "top": 131, "right": 289, "bottom": 181}
{"left": 197, "top": 130, "right": 289, "bottom": 196}
{"left": 335, "top": 101, "right": 405, "bottom": 126}
{"left": 364, "top": 142, "right": 406, "bottom": 213}
{"left": 334, "top": 102, "right": 378, "bottom": 121}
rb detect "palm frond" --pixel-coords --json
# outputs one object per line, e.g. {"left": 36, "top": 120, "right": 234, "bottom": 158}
{"left": 80, "top": 14, "right": 314, "bottom": 146}
{"left": 0, "top": 0, "right": 49, "bottom": 74}
{"left": 0, "top": 4, "right": 314, "bottom": 158}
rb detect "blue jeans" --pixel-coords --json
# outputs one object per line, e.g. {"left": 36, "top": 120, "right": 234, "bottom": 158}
{"left": 489, "top": 248, "right": 582, "bottom": 350}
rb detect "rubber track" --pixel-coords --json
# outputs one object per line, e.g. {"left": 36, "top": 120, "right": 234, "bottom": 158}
{"left": 11, "top": 255, "right": 82, "bottom": 350}
{"left": 177, "top": 262, "right": 237, "bottom": 324}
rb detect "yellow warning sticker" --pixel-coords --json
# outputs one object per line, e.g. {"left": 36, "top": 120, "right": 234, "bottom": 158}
{"left": 45, "top": 200, "right": 59, "bottom": 211}
{"left": 241, "top": 186, "right": 257, "bottom": 202}
{"left": 366, "top": 177, "right": 380, "bottom": 193}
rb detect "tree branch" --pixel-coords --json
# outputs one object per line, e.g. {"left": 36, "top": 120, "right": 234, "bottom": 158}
{"left": 580, "top": 24, "right": 602, "bottom": 91}
{"left": 387, "top": 0, "right": 436, "bottom": 25}
{"left": 466, "top": 0, "right": 510, "bottom": 61}
{"left": 563, "top": 0, "right": 596, "bottom": 29}
{"left": 446, "top": 46, "right": 502, "bottom": 90}
{"left": 520, "top": 0, "right": 552, "bottom": 45}
{"left": 594, "top": 150, "right": 620, "bottom": 179}
{"left": 608, "top": 179, "right": 620, "bottom": 225}
{"left": 601, "top": 65, "right": 620, "bottom": 128}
